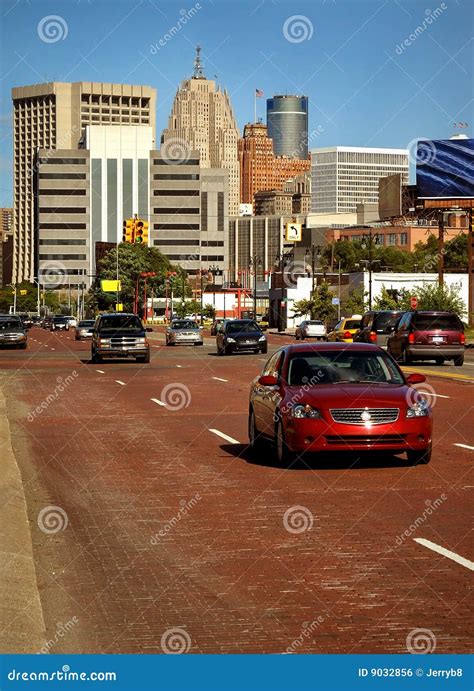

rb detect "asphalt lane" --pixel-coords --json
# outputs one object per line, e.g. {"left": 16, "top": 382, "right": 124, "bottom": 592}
{"left": 0, "top": 327, "right": 472, "bottom": 653}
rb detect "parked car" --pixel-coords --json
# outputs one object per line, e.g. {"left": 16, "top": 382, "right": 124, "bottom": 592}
{"left": 75, "top": 319, "right": 95, "bottom": 340}
{"left": 248, "top": 342, "right": 432, "bottom": 465}
{"left": 353, "top": 310, "right": 405, "bottom": 348}
{"left": 387, "top": 311, "right": 465, "bottom": 366}
{"left": 295, "top": 320, "right": 327, "bottom": 341}
{"left": 0, "top": 316, "right": 27, "bottom": 349}
{"left": 50, "top": 315, "right": 70, "bottom": 331}
{"left": 166, "top": 319, "right": 203, "bottom": 346}
{"left": 216, "top": 319, "right": 267, "bottom": 355}
{"left": 91, "top": 313, "right": 152, "bottom": 363}
{"left": 327, "top": 316, "right": 362, "bottom": 342}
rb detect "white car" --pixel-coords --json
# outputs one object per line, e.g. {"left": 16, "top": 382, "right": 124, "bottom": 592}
{"left": 65, "top": 315, "right": 77, "bottom": 328}
{"left": 295, "top": 320, "right": 327, "bottom": 340}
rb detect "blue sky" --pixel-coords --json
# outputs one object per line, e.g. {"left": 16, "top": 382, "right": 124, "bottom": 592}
{"left": 1, "top": 0, "right": 473, "bottom": 205}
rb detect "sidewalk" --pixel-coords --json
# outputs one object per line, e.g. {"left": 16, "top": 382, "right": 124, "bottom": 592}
{"left": 0, "top": 388, "right": 45, "bottom": 653}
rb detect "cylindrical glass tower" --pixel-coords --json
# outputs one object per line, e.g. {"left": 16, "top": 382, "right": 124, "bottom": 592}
{"left": 266, "top": 95, "right": 308, "bottom": 159}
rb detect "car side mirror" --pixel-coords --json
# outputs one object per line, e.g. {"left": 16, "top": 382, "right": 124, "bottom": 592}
{"left": 406, "top": 373, "right": 426, "bottom": 385}
{"left": 258, "top": 375, "right": 278, "bottom": 386}
{"left": 146, "top": 327, "right": 153, "bottom": 332}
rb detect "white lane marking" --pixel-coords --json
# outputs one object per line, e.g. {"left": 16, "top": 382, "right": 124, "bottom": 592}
{"left": 212, "top": 376, "right": 228, "bottom": 382}
{"left": 208, "top": 428, "right": 240, "bottom": 445}
{"left": 463, "top": 362, "right": 474, "bottom": 366}
{"left": 115, "top": 380, "right": 126, "bottom": 386}
{"left": 414, "top": 538, "right": 474, "bottom": 571}
{"left": 96, "top": 370, "right": 105, "bottom": 374}
{"left": 454, "top": 443, "right": 474, "bottom": 451}
{"left": 50, "top": 348, "right": 55, "bottom": 351}
{"left": 419, "top": 392, "right": 450, "bottom": 399}
{"left": 176, "top": 364, "right": 183, "bottom": 368}
{"left": 151, "top": 398, "right": 166, "bottom": 407}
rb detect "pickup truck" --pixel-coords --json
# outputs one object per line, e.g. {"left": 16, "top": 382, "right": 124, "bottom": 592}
{"left": 91, "top": 313, "right": 152, "bottom": 363}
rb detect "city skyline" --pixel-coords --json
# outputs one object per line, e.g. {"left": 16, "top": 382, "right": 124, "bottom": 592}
{"left": 1, "top": 0, "right": 472, "bottom": 206}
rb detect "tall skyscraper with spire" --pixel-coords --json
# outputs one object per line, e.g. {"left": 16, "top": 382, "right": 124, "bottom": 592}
{"left": 161, "top": 47, "right": 240, "bottom": 215}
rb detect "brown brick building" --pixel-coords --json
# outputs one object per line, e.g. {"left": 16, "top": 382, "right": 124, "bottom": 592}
{"left": 238, "top": 123, "right": 310, "bottom": 207}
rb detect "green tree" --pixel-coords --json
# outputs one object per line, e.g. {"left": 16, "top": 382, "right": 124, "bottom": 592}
{"left": 342, "top": 288, "right": 367, "bottom": 315}
{"left": 373, "top": 286, "right": 411, "bottom": 311}
{"left": 411, "top": 282, "right": 466, "bottom": 316}
{"left": 175, "top": 299, "right": 201, "bottom": 318}
{"left": 91, "top": 243, "right": 176, "bottom": 313}
{"left": 292, "top": 282, "right": 337, "bottom": 325}
{"left": 202, "top": 303, "right": 216, "bottom": 320}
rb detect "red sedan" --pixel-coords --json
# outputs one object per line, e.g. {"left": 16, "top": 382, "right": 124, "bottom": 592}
{"left": 248, "top": 343, "right": 432, "bottom": 465}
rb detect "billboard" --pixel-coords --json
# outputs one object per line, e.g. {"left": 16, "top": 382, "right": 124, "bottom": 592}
{"left": 378, "top": 174, "right": 402, "bottom": 219}
{"left": 416, "top": 138, "right": 474, "bottom": 199}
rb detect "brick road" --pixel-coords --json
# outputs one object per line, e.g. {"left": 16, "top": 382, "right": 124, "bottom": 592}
{"left": 1, "top": 327, "right": 473, "bottom": 654}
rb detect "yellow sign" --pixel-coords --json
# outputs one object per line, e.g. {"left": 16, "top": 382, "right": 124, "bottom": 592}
{"left": 115, "top": 303, "right": 123, "bottom": 312}
{"left": 285, "top": 223, "right": 302, "bottom": 242}
{"left": 20, "top": 289, "right": 28, "bottom": 295}
{"left": 101, "top": 280, "right": 121, "bottom": 292}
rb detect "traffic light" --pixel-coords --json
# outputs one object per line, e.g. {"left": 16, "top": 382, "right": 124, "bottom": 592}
{"left": 135, "top": 220, "right": 144, "bottom": 244}
{"left": 142, "top": 220, "right": 149, "bottom": 245}
{"left": 122, "top": 219, "right": 135, "bottom": 243}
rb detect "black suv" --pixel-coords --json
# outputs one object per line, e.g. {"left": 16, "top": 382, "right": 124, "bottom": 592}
{"left": 353, "top": 310, "right": 405, "bottom": 348}
{"left": 216, "top": 319, "right": 267, "bottom": 355}
{"left": 91, "top": 313, "right": 152, "bottom": 363}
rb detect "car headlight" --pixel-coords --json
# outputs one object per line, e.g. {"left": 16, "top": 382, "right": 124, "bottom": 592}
{"left": 99, "top": 338, "right": 111, "bottom": 345}
{"left": 258, "top": 335, "right": 266, "bottom": 341}
{"left": 136, "top": 337, "right": 146, "bottom": 344}
{"left": 226, "top": 337, "right": 236, "bottom": 343}
{"left": 290, "top": 404, "right": 322, "bottom": 419}
{"left": 406, "top": 399, "right": 431, "bottom": 418}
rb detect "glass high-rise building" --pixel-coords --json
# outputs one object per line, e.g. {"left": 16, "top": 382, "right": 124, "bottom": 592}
{"left": 266, "top": 95, "right": 308, "bottom": 159}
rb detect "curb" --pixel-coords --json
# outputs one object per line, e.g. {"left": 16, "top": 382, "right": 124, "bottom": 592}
{"left": 0, "top": 388, "right": 46, "bottom": 653}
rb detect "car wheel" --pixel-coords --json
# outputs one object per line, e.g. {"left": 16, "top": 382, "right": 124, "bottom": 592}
{"left": 401, "top": 348, "right": 412, "bottom": 365}
{"left": 20, "top": 343, "right": 27, "bottom": 350}
{"left": 274, "top": 416, "right": 294, "bottom": 465}
{"left": 435, "top": 357, "right": 444, "bottom": 366}
{"left": 136, "top": 351, "right": 150, "bottom": 363}
{"left": 295, "top": 333, "right": 299, "bottom": 340}
{"left": 195, "top": 341, "right": 203, "bottom": 346}
{"left": 407, "top": 445, "right": 432, "bottom": 465}
{"left": 260, "top": 345, "right": 268, "bottom": 354}
{"left": 454, "top": 355, "right": 464, "bottom": 367}
{"left": 248, "top": 407, "right": 265, "bottom": 453}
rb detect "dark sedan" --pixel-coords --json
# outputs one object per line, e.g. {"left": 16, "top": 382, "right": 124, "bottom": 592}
{"left": 248, "top": 343, "right": 432, "bottom": 465}
{"left": 216, "top": 319, "right": 267, "bottom": 355}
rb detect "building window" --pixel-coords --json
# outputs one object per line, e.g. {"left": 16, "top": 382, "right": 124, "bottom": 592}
{"left": 39, "top": 189, "right": 86, "bottom": 195}
{"left": 201, "top": 192, "right": 208, "bottom": 232}
{"left": 122, "top": 159, "right": 133, "bottom": 220}
{"left": 153, "top": 189, "right": 199, "bottom": 196}
{"left": 154, "top": 239, "right": 200, "bottom": 246}
{"left": 107, "top": 159, "right": 117, "bottom": 243}
{"left": 153, "top": 223, "right": 199, "bottom": 230}
{"left": 153, "top": 174, "right": 199, "bottom": 180}
{"left": 217, "top": 191, "right": 224, "bottom": 232}
{"left": 39, "top": 239, "right": 87, "bottom": 245}
{"left": 38, "top": 158, "right": 86, "bottom": 165}
{"left": 39, "top": 254, "right": 87, "bottom": 260}
{"left": 388, "top": 233, "right": 397, "bottom": 246}
{"left": 39, "top": 173, "right": 86, "bottom": 180}
{"left": 138, "top": 159, "right": 148, "bottom": 218}
{"left": 153, "top": 158, "right": 200, "bottom": 166}
{"left": 91, "top": 159, "right": 102, "bottom": 247}
{"left": 40, "top": 223, "right": 87, "bottom": 229}
{"left": 399, "top": 232, "right": 408, "bottom": 245}
{"left": 153, "top": 207, "right": 199, "bottom": 215}
{"left": 39, "top": 207, "right": 87, "bottom": 213}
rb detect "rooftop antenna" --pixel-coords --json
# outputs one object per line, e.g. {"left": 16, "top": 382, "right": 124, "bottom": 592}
{"left": 193, "top": 45, "right": 205, "bottom": 79}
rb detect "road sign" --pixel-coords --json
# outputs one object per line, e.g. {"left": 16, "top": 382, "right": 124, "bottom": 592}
{"left": 101, "top": 280, "right": 121, "bottom": 292}
{"left": 332, "top": 297, "right": 340, "bottom": 305}
{"left": 410, "top": 296, "right": 418, "bottom": 309}
{"left": 285, "top": 223, "right": 302, "bottom": 242}
{"left": 115, "top": 303, "right": 123, "bottom": 312}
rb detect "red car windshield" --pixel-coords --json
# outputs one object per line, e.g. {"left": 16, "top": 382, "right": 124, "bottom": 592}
{"left": 287, "top": 351, "right": 404, "bottom": 386}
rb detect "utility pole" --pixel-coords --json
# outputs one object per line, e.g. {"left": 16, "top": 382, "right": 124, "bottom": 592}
{"left": 469, "top": 207, "right": 474, "bottom": 327}
{"left": 438, "top": 211, "right": 444, "bottom": 287}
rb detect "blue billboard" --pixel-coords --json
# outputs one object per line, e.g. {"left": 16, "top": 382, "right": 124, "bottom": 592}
{"left": 416, "top": 137, "right": 474, "bottom": 199}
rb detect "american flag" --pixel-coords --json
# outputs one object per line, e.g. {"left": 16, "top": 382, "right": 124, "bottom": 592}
{"left": 255, "top": 89, "right": 264, "bottom": 97}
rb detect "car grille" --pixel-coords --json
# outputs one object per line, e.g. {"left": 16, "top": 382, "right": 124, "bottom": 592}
{"left": 330, "top": 408, "right": 399, "bottom": 425}
{"left": 110, "top": 337, "right": 142, "bottom": 347}
{"left": 325, "top": 434, "right": 407, "bottom": 445}
{"left": 1, "top": 334, "right": 22, "bottom": 340}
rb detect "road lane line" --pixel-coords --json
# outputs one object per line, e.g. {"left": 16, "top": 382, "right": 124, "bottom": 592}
{"left": 115, "top": 380, "right": 126, "bottom": 386}
{"left": 209, "top": 428, "right": 240, "bottom": 445}
{"left": 414, "top": 538, "right": 474, "bottom": 571}
{"left": 454, "top": 443, "right": 474, "bottom": 451}
{"left": 212, "top": 376, "right": 228, "bottom": 382}
{"left": 96, "top": 370, "right": 105, "bottom": 374}
{"left": 151, "top": 398, "right": 166, "bottom": 407}
{"left": 50, "top": 348, "right": 55, "bottom": 351}
{"left": 419, "top": 392, "right": 450, "bottom": 399}
{"left": 176, "top": 365, "right": 182, "bottom": 368}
